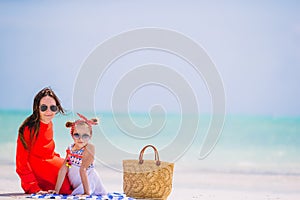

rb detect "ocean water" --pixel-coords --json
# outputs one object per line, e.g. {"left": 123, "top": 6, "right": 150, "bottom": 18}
{"left": 1, "top": 110, "right": 300, "bottom": 175}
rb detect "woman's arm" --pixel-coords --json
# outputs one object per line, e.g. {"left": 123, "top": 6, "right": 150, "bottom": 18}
{"left": 54, "top": 157, "right": 69, "bottom": 193}
{"left": 16, "top": 128, "right": 41, "bottom": 193}
{"left": 79, "top": 144, "right": 95, "bottom": 195}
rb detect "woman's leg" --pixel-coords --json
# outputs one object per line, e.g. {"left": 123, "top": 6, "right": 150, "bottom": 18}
{"left": 30, "top": 156, "right": 73, "bottom": 194}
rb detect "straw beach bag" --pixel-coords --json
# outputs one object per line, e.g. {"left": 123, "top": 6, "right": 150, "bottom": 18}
{"left": 123, "top": 145, "right": 174, "bottom": 200}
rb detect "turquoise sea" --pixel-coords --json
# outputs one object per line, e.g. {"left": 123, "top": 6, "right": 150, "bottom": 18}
{"left": 1, "top": 110, "right": 300, "bottom": 176}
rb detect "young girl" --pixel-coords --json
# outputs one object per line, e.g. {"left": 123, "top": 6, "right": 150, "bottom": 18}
{"left": 53, "top": 113, "right": 107, "bottom": 195}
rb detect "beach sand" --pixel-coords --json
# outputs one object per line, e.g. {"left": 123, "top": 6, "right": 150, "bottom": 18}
{"left": 1, "top": 163, "right": 299, "bottom": 200}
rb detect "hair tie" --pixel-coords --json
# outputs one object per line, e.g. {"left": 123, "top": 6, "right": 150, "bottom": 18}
{"left": 68, "top": 113, "right": 98, "bottom": 135}
{"left": 77, "top": 113, "right": 98, "bottom": 126}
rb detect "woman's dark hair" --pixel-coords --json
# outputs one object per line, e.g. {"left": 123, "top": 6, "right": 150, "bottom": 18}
{"left": 18, "top": 87, "right": 65, "bottom": 150}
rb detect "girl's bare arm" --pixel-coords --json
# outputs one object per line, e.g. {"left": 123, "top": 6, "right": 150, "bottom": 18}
{"left": 54, "top": 158, "right": 68, "bottom": 193}
{"left": 80, "top": 144, "right": 95, "bottom": 195}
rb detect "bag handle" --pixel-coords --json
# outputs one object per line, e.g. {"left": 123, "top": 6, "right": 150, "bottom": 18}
{"left": 139, "top": 145, "right": 161, "bottom": 166}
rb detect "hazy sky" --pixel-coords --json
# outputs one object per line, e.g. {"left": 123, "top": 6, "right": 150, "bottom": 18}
{"left": 0, "top": 0, "right": 299, "bottom": 116}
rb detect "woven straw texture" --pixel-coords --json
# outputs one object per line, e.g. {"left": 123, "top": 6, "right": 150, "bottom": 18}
{"left": 123, "top": 145, "right": 174, "bottom": 200}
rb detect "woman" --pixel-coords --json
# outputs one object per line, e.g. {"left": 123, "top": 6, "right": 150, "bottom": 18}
{"left": 16, "top": 87, "right": 72, "bottom": 194}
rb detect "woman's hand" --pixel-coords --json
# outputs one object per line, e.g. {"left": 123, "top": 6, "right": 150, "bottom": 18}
{"left": 47, "top": 190, "right": 58, "bottom": 194}
{"left": 36, "top": 190, "right": 48, "bottom": 195}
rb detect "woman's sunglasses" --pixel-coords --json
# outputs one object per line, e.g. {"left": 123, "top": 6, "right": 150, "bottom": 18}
{"left": 40, "top": 104, "right": 58, "bottom": 112}
{"left": 72, "top": 133, "right": 91, "bottom": 141}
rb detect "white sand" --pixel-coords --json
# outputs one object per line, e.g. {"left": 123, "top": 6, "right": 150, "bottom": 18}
{"left": 1, "top": 164, "right": 300, "bottom": 200}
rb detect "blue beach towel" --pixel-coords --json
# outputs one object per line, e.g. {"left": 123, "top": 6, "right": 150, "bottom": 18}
{"left": 27, "top": 192, "right": 135, "bottom": 199}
